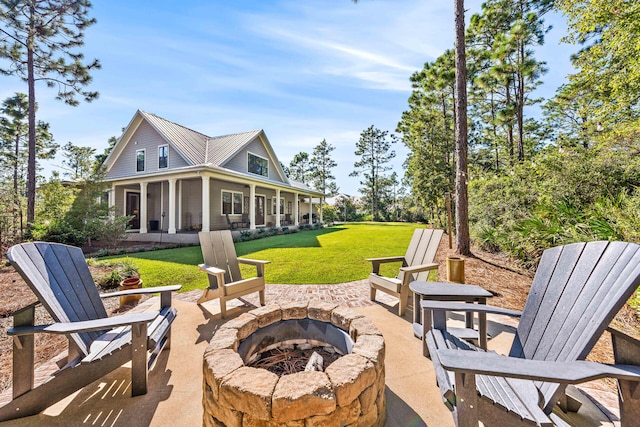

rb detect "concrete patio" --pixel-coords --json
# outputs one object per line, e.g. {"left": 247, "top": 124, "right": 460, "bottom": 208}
{"left": 0, "top": 281, "right": 621, "bottom": 426}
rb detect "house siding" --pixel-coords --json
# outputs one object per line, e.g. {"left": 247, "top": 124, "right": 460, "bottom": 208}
{"left": 106, "top": 121, "right": 190, "bottom": 179}
{"left": 223, "top": 137, "right": 286, "bottom": 184}
{"left": 180, "top": 178, "right": 202, "bottom": 230}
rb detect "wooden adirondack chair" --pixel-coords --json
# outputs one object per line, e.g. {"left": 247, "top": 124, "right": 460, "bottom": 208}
{"left": 0, "top": 242, "right": 181, "bottom": 422}
{"left": 422, "top": 241, "right": 640, "bottom": 427}
{"left": 367, "top": 228, "right": 443, "bottom": 316}
{"left": 198, "top": 230, "right": 268, "bottom": 318}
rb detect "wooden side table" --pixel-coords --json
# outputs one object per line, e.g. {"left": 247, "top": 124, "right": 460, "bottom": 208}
{"left": 409, "top": 281, "right": 493, "bottom": 349}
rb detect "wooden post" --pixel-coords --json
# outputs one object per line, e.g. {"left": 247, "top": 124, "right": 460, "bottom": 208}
{"left": 445, "top": 192, "right": 453, "bottom": 249}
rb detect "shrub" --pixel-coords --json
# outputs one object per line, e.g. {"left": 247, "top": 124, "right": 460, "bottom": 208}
{"left": 28, "top": 220, "right": 85, "bottom": 247}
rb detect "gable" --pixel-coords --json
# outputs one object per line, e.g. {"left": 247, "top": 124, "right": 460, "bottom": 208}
{"left": 105, "top": 120, "right": 190, "bottom": 179}
{"left": 221, "top": 134, "right": 287, "bottom": 183}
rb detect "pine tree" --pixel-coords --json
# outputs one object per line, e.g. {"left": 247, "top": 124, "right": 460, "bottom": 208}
{"left": 0, "top": 0, "right": 100, "bottom": 230}
{"left": 309, "top": 139, "right": 339, "bottom": 218}
{"left": 350, "top": 126, "right": 396, "bottom": 221}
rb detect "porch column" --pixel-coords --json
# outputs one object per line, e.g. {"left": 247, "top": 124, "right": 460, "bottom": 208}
{"left": 202, "top": 175, "right": 210, "bottom": 232}
{"left": 139, "top": 182, "right": 148, "bottom": 234}
{"left": 294, "top": 192, "right": 299, "bottom": 226}
{"left": 320, "top": 196, "right": 324, "bottom": 223}
{"left": 275, "top": 189, "right": 281, "bottom": 227}
{"left": 308, "top": 195, "right": 313, "bottom": 224}
{"left": 108, "top": 185, "right": 115, "bottom": 209}
{"left": 168, "top": 178, "right": 177, "bottom": 234}
{"left": 249, "top": 184, "right": 256, "bottom": 230}
{"left": 177, "top": 180, "right": 182, "bottom": 231}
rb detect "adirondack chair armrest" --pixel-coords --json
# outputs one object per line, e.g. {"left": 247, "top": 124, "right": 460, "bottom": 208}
{"left": 421, "top": 300, "right": 523, "bottom": 318}
{"left": 237, "top": 258, "right": 271, "bottom": 266}
{"left": 199, "top": 263, "right": 226, "bottom": 276}
{"left": 437, "top": 349, "right": 640, "bottom": 384}
{"left": 400, "top": 262, "right": 439, "bottom": 274}
{"left": 238, "top": 258, "right": 270, "bottom": 277}
{"left": 7, "top": 311, "right": 159, "bottom": 336}
{"left": 366, "top": 256, "right": 406, "bottom": 274}
{"left": 100, "top": 285, "right": 182, "bottom": 299}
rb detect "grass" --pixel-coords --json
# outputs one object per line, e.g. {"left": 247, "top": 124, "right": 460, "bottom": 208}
{"left": 103, "top": 222, "right": 426, "bottom": 292}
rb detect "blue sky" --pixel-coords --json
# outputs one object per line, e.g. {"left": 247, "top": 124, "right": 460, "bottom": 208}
{"left": 1, "top": 0, "right": 573, "bottom": 196}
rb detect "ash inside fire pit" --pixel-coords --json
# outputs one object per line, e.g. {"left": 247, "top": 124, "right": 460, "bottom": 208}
{"left": 248, "top": 345, "right": 341, "bottom": 375}
{"left": 237, "top": 317, "right": 354, "bottom": 369}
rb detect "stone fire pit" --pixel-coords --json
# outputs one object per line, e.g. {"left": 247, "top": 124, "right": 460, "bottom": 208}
{"left": 203, "top": 301, "right": 386, "bottom": 426}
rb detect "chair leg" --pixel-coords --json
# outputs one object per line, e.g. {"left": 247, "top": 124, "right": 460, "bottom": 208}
{"left": 220, "top": 297, "right": 227, "bottom": 319}
{"left": 131, "top": 322, "right": 148, "bottom": 396}
{"left": 454, "top": 371, "right": 478, "bottom": 427}
{"left": 259, "top": 290, "right": 265, "bottom": 306}
{"left": 370, "top": 285, "right": 376, "bottom": 302}
{"left": 197, "top": 288, "right": 218, "bottom": 305}
{"left": 398, "top": 286, "right": 409, "bottom": 316}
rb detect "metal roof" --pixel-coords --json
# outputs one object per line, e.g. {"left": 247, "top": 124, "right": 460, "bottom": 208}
{"left": 139, "top": 111, "right": 262, "bottom": 166}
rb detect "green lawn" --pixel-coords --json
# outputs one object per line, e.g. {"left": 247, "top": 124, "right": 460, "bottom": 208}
{"left": 104, "top": 222, "right": 426, "bottom": 292}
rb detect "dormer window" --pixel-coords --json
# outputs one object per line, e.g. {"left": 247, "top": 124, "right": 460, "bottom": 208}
{"left": 158, "top": 145, "right": 168, "bottom": 169}
{"left": 136, "top": 149, "right": 145, "bottom": 172}
{"left": 248, "top": 152, "right": 268, "bottom": 177}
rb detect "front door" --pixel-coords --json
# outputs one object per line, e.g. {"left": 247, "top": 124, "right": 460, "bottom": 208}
{"left": 126, "top": 192, "right": 140, "bottom": 229}
{"left": 255, "top": 195, "right": 265, "bottom": 226}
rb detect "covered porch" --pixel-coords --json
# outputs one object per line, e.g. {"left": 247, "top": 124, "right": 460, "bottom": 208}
{"left": 107, "top": 169, "right": 322, "bottom": 238}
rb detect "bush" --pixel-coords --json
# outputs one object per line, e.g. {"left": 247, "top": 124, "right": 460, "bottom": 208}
{"left": 28, "top": 220, "right": 85, "bottom": 247}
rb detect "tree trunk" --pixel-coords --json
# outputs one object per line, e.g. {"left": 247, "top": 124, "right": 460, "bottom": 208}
{"left": 454, "top": 0, "right": 471, "bottom": 256}
{"left": 13, "top": 133, "right": 22, "bottom": 239}
{"left": 506, "top": 84, "right": 514, "bottom": 163}
{"left": 26, "top": 14, "right": 37, "bottom": 232}
{"left": 516, "top": 0, "right": 526, "bottom": 162}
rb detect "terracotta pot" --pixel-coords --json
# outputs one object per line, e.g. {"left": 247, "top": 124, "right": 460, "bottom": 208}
{"left": 119, "top": 277, "right": 142, "bottom": 307}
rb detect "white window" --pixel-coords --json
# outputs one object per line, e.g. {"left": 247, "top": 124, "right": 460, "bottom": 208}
{"left": 158, "top": 145, "right": 168, "bottom": 169}
{"left": 248, "top": 152, "right": 268, "bottom": 177}
{"left": 222, "top": 190, "right": 244, "bottom": 215}
{"left": 136, "top": 149, "right": 145, "bottom": 172}
{"left": 271, "top": 197, "right": 285, "bottom": 215}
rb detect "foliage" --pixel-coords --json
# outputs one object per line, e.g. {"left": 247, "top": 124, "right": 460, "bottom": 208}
{"left": 97, "top": 213, "right": 134, "bottom": 249}
{"left": 28, "top": 220, "right": 85, "bottom": 247}
{"left": 288, "top": 151, "right": 311, "bottom": 183}
{"left": 309, "top": 139, "right": 338, "bottom": 197}
{"left": 556, "top": 0, "right": 640, "bottom": 143}
{"left": 350, "top": 126, "right": 397, "bottom": 221}
{"left": 36, "top": 171, "right": 77, "bottom": 223}
{"left": 62, "top": 141, "right": 96, "bottom": 179}
{"left": 331, "top": 194, "right": 361, "bottom": 222}
{"left": 92, "top": 259, "right": 140, "bottom": 290}
{"left": 0, "top": 0, "right": 100, "bottom": 228}
{"left": 469, "top": 147, "right": 640, "bottom": 268}
{"left": 0, "top": 92, "right": 57, "bottom": 242}
{"left": 32, "top": 144, "right": 131, "bottom": 247}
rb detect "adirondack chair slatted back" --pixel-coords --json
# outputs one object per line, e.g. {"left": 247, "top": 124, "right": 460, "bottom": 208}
{"left": 7, "top": 242, "right": 109, "bottom": 356}
{"left": 398, "top": 228, "right": 444, "bottom": 283}
{"left": 508, "top": 241, "right": 640, "bottom": 410}
{"left": 200, "top": 231, "right": 243, "bottom": 286}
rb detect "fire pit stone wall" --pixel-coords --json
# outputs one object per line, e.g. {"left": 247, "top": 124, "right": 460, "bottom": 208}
{"left": 203, "top": 301, "right": 386, "bottom": 427}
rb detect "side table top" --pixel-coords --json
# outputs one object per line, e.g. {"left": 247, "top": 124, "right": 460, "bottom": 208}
{"left": 409, "top": 281, "right": 493, "bottom": 298}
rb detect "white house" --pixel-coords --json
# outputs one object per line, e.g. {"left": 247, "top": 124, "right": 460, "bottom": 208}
{"left": 102, "top": 110, "right": 323, "bottom": 242}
